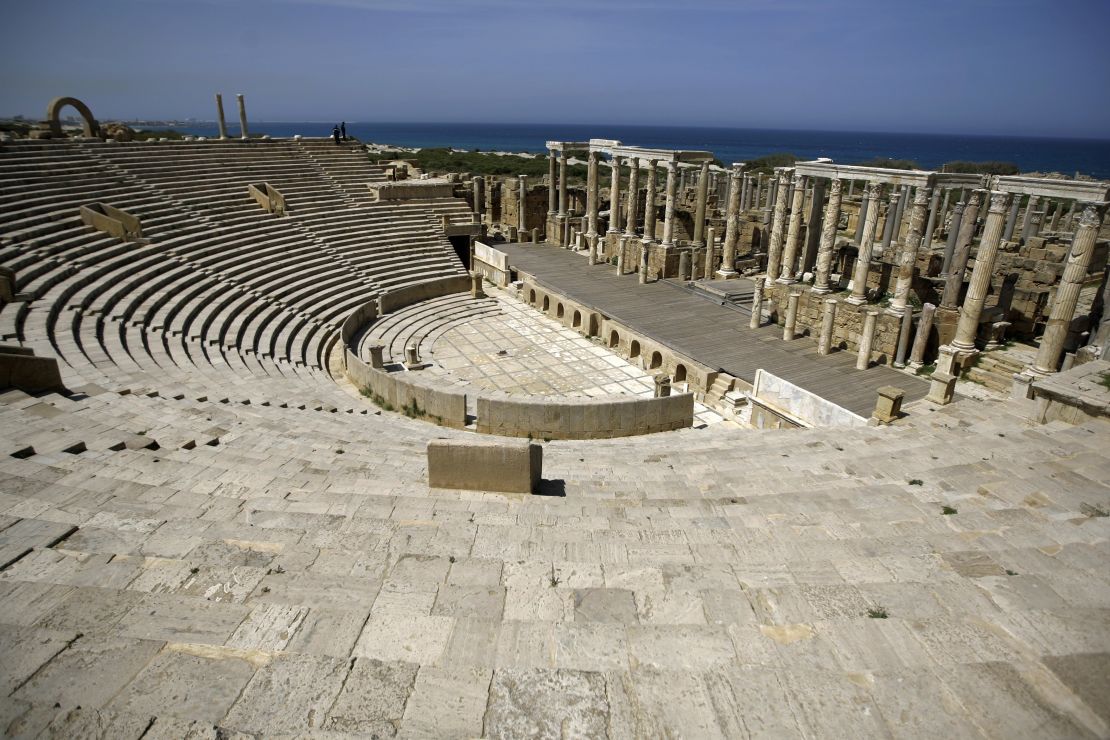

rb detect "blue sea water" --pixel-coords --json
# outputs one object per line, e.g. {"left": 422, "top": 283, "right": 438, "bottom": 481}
{"left": 153, "top": 121, "right": 1110, "bottom": 180}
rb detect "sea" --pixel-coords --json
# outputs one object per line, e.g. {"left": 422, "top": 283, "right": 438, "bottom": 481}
{"left": 148, "top": 121, "right": 1110, "bottom": 180}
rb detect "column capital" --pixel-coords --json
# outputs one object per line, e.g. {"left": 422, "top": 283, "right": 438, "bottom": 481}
{"left": 865, "top": 181, "right": 881, "bottom": 198}
{"left": 660, "top": 160, "right": 677, "bottom": 172}
{"left": 913, "top": 186, "right": 931, "bottom": 206}
{"left": 986, "top": 190, "right": 1012, "bottom": 214}
{"left": 1078, "top": 201, "right": 1105, "bottom": 227}
{"left": 828, "top": 178, "right": 843, "bottom": 194}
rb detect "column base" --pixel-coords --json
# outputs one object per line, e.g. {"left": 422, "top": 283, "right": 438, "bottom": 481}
{"left": 715, "top": 269, "right": 738, "bottom": 280}
{"left": 811, "top": 285, "right": 832, "bottom": 295}
{"left": 884, "top": 305, "right": 907, "bottom": 317}
{"left": 844, "top": 295, "right": 867, "bottom": 306}
{"left": 775, "top": 276, "right": 797, "bottom": 285}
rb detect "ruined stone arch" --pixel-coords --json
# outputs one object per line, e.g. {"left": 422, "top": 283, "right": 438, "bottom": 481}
{"left": 529, "top": 289, "right": 537, "bottom": 304}
{"left": 542, "top": 295, "right": 550, "bottom": 312}
{"left": 572, "top": 309, "right": 582, "bottom": 328}
{"left": 46, "top": 97, "right": 100, "bottom": 138}
{"left": 556, "top": 303, "right": 565, "bottom": 319}
{"left": 609, "top": 330, "right": 620, "bottom": 348}
{"left": 674, "top": 364, "right": 687, "bottom": 382}
{"left": 649, "top": 351, "right": 663, "bottom": 369}
{"left": 629, "top": 340, "right": 640, "bottom": 358}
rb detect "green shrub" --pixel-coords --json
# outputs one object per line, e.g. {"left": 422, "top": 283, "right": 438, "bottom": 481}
{"left": 942, "top": 160, "right": 1020, "bottom": 175}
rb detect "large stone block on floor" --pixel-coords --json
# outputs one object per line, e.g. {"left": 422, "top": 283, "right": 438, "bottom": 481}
{"left": 427, "top": 438, "right": 542, "bottom": 494}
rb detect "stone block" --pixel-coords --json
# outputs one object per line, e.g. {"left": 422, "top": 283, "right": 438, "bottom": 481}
{"left": 427, "top": 438, "right": 542, "bottom": 494}
{"left": 870, "top": 385, "right": 904, "bottom": 424}
{"left": 926, "top": 371, "right": 957, "bottom": 405}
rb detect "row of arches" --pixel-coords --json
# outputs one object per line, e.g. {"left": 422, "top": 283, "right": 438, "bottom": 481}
{"left": 525, "top": 281, "right": 696, "bottom": 388}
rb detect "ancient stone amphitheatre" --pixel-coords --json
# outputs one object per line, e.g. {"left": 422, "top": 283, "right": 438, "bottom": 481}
{"left": 0, "top": 97, "right": 1108, "bottom": 738}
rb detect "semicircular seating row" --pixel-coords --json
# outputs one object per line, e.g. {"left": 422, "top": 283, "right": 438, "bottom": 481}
{"left": 0, "top": 138, "right": 474, "bottom": 406}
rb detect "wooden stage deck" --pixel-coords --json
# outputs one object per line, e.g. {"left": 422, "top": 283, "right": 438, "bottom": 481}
{"left": 499, "top": 243, "right": 929, "bottom": 416}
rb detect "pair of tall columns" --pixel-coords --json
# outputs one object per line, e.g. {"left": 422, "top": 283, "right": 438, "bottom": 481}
{"left": 548, "top": 150, "right": 557, "bottom": 217}
{"left": 888, "top": 187, "right": 931, "bottom": 317}
{"left": 846, "top": 183, "right": 882, "bottom": 304}
{"left": 776, "top": 174, "right": 807, "bottom": 283}
{"left": 624, "top": 159, "right": 640, "bottom": 236}
{"left": 692, "top": 161, "right": 710, "bottom": 248}
{"left": 765, "top": 169, "right": 791, "bottom": 282}
{"left": 642, "top": 159, "right": 658, "bottom": 244}
{"left": 950, "top": 191, "right": 1012, "bottom": 352}
{"left": 940, "top": 192, "right": 983, "bottom": 310}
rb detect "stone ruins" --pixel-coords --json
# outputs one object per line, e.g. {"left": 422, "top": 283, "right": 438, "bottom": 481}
{"left": 0, "top": 99, "right": 1107, "bottom": 737}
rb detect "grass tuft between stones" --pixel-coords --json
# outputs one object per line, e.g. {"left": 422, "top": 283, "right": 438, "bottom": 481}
{"left": 867, "top": 606, "right": 889, "bottom": 619}
{"left": 941, "top": 505, "right": 958, "bottom": 515}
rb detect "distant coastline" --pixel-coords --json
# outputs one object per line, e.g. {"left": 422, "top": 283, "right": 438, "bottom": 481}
{"left": 129, "top": 121, "right": 1110, "bottom": 179}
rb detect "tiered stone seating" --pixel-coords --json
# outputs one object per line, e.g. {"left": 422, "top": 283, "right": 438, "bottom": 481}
{"left": 361, "top": 291, "right": 501, "bottom": 363}
{"left": 2, "top": 138, "right": 1108, "bottom": 736}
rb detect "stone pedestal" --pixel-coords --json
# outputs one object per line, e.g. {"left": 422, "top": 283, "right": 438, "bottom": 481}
{"left": 405, "top": 345, "right": 422, "bottom": 370}
{"left": 470, "top": 272, "right": 485, "bottom": 299}
{"left": 870, "top": 386, "right": 904, "bottom": 424}
{"left": 368, "top": 343, "right": 385, "bottom": 369}
{"left": 927, "top": 371, "right": 957, "bottom": 405}
{"left": 654, "top": 374, "right": 671, "bottom": 398}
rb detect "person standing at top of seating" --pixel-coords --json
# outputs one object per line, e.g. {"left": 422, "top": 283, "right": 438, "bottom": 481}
{"left": 332, "top": 125, "right": 341, "bottom": 146}
{"left": 340, "top": 121, "right": 347, "bottom": 141}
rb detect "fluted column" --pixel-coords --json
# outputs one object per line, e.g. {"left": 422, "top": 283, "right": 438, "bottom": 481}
{"left": 236, "top": 94, "right": 248, "bottom": 139}
{"left": 584, "top": 151, "right": 600, "bottom": 248}
{"left": 547, "top": 149, "right": 557, "bottom": 217}
{"left": 941, "top": 199, "right": 966, "bottom": 276}
{"left": 749, "top": 278, "right": 765, "bottom": 329}
{"left": 558, "top": 150, "right": 568, "bottom": 217}
{"left": 813, "top": 178, "right": 842, "bottom": 294}
{"left": 1002, "top": 197, "right": 1020, "bottom": 241}
{"left": 517, "top": 176, "right": 527, "bottom": 231}
{"left": 1019, "top": 195, "right": 1039, "bottom": 241}
{"left": 692, "top": 161, "right": 710, "bottom": 247}
{"left": 778, "top": 174, "right": 807, "bottom": 283}
{"left": 846, "top": 182, "right": 882, "bottom": 305}
{"left": 940, "top": 192, "right": 982, "bottom": 310}
{"left": 661, "top": 162, "right": 678, "bottom": 248}
{"left": 854, "top": 187, "right": 870, "bottom": 243}
{"left": 951, "top": 191, "right": 1012, "bottom": 351}
{"left": 642, "top": 159, "right": 658, "bottom": 244}
{"left": 923, "top": 187, "right": 940, "bottom": 249}
{"left": 888, "top": 186, "right": 930, "bottom": 317}
{"left": 717, "top": 169, "right": 743, "bottom": 278}
{"left": 818, "top": 299, "right": 837, "bottom": 355}
{"left": 608, "top": 159, "right": 621, "bottom": 234}
{"left": 766, "top": 169, "right": 791, "bottom": 282}
{"left": 624, "top": 159, "right": 640, "bottom": 236}
{"left": 215, "top": 93, "right": 228, "bottom": 140}
{"left": 1030, "top": 203, "right": 1105, "bottom": 374}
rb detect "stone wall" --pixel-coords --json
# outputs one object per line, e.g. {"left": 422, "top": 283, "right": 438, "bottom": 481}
{"left": 764, "top": 283, "right": 902, "bottom": 363}
{"left": 476, "top": 392, "right": 694, "bottom": 439}
{"left": 346, "top": 349, "right": 468, "bottom": 428}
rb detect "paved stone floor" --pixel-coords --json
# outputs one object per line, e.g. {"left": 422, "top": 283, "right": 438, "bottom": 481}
{"left": 499, "top": 243, "right": 931, "bottom": 416}
{"left": 425, "top": 289, "right": 725, "bottom": 425}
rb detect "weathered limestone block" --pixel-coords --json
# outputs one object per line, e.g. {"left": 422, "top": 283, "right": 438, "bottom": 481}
{"left": 427, "top": 438, "right": 542, "bottom": 494}
{"left": 871, "top": 385, "right": 904, "bottom": 424}
{"left": 79, "top": 203, "right": 141, "bottom": 240}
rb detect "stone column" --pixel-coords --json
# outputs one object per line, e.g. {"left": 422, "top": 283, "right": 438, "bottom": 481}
{"left": 1019, "top": 195, "right": 1039, "bottom": 241}
{"left": 661, "top": 162, "right": 678, "bottom": 248}
{"left": 749, "top": 278, "right": 765, "bottom": 329}
{"left": 950, "top": 191, "right": 1012, "bottom": 353}
{"left": 1029, "top": 203, "right": 1105, "bottom": 374}
{"left": 879, "top": 189, "right": 901, "bottom": 257}
{"left": 778, "top": 174, "right": 807, "bottom": 283}
{"left": 678, "top": 251, "right": 689, "bottom": 280}
{"left": 608, "top": 158, "right": 621, "bottom": 234}
{"left": 638, "top": 242, "right": 649, "bottom": 284}
{"left": 642, "top": 159, "right": 658, "bottom": 244}
{"left": 893, "top": 308, "right": 913, "bottom": 368}
{"left": 717, "top": 169, "right": 743, "bottom": 278}
{"left": 846, "top": 182, "right": 882, "bottom": 305}
{"left": 818, "top": 299, "right": 837, "bottom": 354}
{"left": 889, "top": 186, "right": 930, "bottom": 317}
{"left": 923, "top": 187, "right": 940, "bottom": 249}
{"left": 517, "top": 176, "right": 527, "bottom": 232}
{"left": 847, "top": 180, "right": 856, "bottom": 199}
{"left": 813, "top": 178, "right": 842, "bottom": 294}
{"left": 941, "top": 200, "right": 966, "bottom": 276}
{"left": 625, "top": 159, "right": 639, "bottom": 236}
{"left": 783, "top": 291, "right": 801, "bottom": 340}
{"left": 585, "top": 151, "right": 599, "bottom": 248}
{"left": 704, "top": 227, "right": 715, "bottom": 279}
{"left": 547, "top": 150, "right": 557, "bottom": 218}
{"left": 692, "top": 161, "right": 710, "bottom": 248}
{"left": 940, "top": 191, "right": 982, "bottom": 310}
{"left": 854, "top": 187, "right": 870, "bottom": 243}
{"left": 1048, "top": 200, "right": 1064, "bottom": 232}
{"left": 215, "top": 93, "right": 228, "bottom": 140}
{"left": 856, "top": 310, "right": 879, "bottom": 369}
{"left": 616, "top": 235, "right": 627, "bottom": 274}
{"left": 894, "top": 185, "right": 910, "bottom": 237}
{"left": 1064, "top": 200, "right": 1078, "bottom": 231}
{"left": 802, "top": 177, "right": 826, "bottom": 275}
{"left": 558, "top": 150, "right": 568, "bottom": 217}
{"left": 739, "top": 174, "right": 751, "bottom": 212}
{"left": 766, "top": 169, "right": 791, "bottom": 282}
{"left": 754, "top": 174, "right": 763, "bottom": 211}
{"left": 236, "top": 93, "right": 249, "bottom": 139}
{"left": 908, "top": 302, "right": 936, "bottom": 368}
{"left": 1002, "top": 197, "right": 1020, "bottom": 242}
{"left": 473, "top": 176, "right": 486, "bottom": 219}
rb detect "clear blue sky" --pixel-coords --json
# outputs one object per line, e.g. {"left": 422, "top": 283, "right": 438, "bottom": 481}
{"left": 2, "top": 0, "right": 1108, "bottom": 138}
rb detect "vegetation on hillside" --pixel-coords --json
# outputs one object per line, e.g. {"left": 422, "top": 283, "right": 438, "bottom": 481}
{"left": 855, "top": 156, "right": 920, "bottom": 170}
{"left": 743, "top": 152, "right": 798, "bottom": 174}
{"left": 382, "top": 147, "right": 589, "bottom": 181}
{"left": 941, "top": 160, "right": 1020, "bottom": 175}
